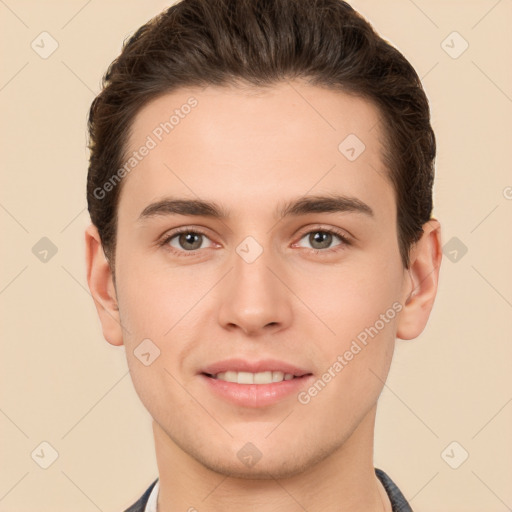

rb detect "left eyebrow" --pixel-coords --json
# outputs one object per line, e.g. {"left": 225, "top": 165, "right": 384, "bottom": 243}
{"left": 276, "top": 194, "right": 374, "bottom": 219}
{"left": 136, "top": 193, "right": 374, "bottom": 222}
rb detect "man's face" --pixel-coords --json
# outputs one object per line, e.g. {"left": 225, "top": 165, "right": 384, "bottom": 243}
{"left": 111, "top": 82, "right": 410, "bottom": 478}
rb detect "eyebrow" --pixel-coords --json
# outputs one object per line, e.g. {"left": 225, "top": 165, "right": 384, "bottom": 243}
{"left": 137, "top": 194, "right": 374, "bottom": 222}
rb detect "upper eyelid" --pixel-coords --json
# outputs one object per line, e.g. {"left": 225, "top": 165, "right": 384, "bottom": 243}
{"left": 296, "top": 225, "right": 351, "bottom": 239}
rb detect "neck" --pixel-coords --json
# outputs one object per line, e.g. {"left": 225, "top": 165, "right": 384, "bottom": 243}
{"left": 152, "top": 405, "right": 391, "bottom": 512}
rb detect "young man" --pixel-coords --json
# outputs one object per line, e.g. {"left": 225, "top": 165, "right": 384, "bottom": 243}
{"left": 85, "top": 0, "right": 442, "bottom": 510}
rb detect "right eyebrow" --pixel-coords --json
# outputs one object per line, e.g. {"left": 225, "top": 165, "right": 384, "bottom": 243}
{"left": 137, "top": 198, "right": 228, "bottom": 221}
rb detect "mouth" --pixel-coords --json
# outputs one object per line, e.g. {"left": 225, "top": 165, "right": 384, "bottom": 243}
{"left": 202, "top": 370, "right": 312, "bottom": 384}
{"left": 199, "top": 364, "right": 315, "bottom": 407}
{"left": 199, "top": 358, "right": 313, "bottom": 384}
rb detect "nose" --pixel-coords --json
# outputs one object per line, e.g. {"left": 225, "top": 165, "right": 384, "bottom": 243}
{"left": 217, "top": 244, "right": 293, "bottom": 336}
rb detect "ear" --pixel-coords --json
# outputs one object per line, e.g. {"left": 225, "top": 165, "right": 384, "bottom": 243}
{"left": 85, "top": 223, "right": 124, "bottom": 346}
{"left": 396, "top": 218, "right": 442, "bottom": 340}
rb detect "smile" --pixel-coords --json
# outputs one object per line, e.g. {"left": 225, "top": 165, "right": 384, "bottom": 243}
{"left": 206, "top": 370, "right": 297, "bottom": 384}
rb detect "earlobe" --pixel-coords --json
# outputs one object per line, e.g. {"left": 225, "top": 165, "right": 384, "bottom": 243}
{"left": 85, "top": 223, "right": 124, "bottom": 346}
{"left": 396, "top": 218, "right": 443, "bottom": 340}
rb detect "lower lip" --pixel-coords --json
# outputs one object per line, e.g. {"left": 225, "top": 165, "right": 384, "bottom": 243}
{"left": 199, "top": 373, "right": 314, "bottom": 408}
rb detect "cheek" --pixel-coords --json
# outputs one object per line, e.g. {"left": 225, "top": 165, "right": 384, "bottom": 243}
{"left": 293, "top": 249, "right": 402, "bottom": 407}
{"left": 114, "top": 249, "right": 203, "bottom": 342}
{"left": 125, "top": 348, "right": 192, "bottom": 434}
{"left": 296, "top": 289, "right": 398, "bottom": 431}
{"left": 296, "top": 249, "right": 404, "bottom": 338}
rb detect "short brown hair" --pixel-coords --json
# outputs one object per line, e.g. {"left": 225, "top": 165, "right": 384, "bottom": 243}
{"left": 87, "top": 0, "right": 435, "bottom": 272}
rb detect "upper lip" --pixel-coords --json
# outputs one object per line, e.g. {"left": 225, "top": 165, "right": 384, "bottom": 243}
{"left": 200, "top": 358, "right": 312, "bottom": 377}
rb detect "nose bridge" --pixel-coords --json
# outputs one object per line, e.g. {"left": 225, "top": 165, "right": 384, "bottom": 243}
{"left": 217, "top": 234, "right": 292, "bottom": 334}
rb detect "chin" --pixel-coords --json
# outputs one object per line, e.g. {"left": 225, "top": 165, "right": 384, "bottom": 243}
{"left": 199, "top": 454, "right": 311, "bottom": 480}
{"left": 189, "top": 434, "right": 344, "bottom": 482}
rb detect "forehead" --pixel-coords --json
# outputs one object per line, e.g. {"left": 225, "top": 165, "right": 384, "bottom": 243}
{"left": 118, "top": 81, "right": 394, "bottom": 224}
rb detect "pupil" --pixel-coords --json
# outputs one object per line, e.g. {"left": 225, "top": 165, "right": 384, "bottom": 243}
{"left": 181, "top": 233, "right": 201, "bottom": 250}
{"left": 311, "top": 231, "right": 331, "bottom": 249}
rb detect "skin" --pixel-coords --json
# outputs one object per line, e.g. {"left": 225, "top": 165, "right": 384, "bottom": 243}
{"left": 85, "top": 80, "right": 442, "bottom": 512}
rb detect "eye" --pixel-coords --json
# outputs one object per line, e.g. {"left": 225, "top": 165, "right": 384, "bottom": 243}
{"left": 159, "top": 228, "right": 215, "bottom": 256}
{"left": 158, "top": 226, "right": 351, "bottom": 258}
{"left": 294, "top": 227, "right": 351, "bottom": 254}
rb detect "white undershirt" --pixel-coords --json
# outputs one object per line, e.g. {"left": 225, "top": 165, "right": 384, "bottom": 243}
{"left": 144, "top": 479, "right": 159, "bottom": 512}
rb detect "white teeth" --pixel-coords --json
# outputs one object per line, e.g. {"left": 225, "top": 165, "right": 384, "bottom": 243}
{"left": 237, "top": 371, "right": 254, "bottom": 384}
{"left": 213, "top": 371, "right": 296, "bottom": 384}
{"left": 272, "top": 371, "right": 284, "bottom": 382}
{"left": 222, "top": 371, "right": 238, "bottom": 383}
{"left": 254, "top": 371, "right": 272, "bottom": 384}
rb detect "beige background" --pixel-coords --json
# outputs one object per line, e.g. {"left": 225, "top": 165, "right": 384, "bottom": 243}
{"left": 1, "top": 0, "right": 511, "bottom": 511}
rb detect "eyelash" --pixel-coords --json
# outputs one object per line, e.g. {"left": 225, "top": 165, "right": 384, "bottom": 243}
{"left": 158, "top": 226, "right": 352, "bottom": 258}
